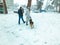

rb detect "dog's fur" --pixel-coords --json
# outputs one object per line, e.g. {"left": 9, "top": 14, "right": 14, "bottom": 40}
{"left": 29, "top": 18, "right": 34, "bottom": 29}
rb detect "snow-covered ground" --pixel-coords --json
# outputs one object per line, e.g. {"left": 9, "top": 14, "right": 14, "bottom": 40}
{"left": 0, "top": 12, "right": 60, "bottom": 45}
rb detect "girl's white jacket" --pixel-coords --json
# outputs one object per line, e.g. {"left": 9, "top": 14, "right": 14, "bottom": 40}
{"left": 25, "top": 8, "right": 31, "bottom": 20}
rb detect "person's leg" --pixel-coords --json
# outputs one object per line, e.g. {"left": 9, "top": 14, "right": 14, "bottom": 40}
{"left": 21, "top": 16, "right": 25, "bottom": 23}
{"left": 26, "top": 17, "right": 28, "bottom": 25}
{"left": 18, "top": 16, "right": 20, "bottom": 24}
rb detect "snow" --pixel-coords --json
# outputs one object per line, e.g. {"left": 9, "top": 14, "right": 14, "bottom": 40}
{"left": 0, "top": 11, "right": 60, "bottom": 45}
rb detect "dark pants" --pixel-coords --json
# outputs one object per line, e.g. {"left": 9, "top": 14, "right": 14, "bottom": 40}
{"left": 18, "top": 16, "right": 25, "bottom": 24}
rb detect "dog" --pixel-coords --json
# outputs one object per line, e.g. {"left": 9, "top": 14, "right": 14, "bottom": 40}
{"left": 29, "top": 18, "right": 34, "bottom": 29}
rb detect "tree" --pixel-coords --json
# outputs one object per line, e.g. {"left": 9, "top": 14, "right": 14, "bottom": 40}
{"left": 3, "top": 0, "right": 8, "bottom": 14}
{"left": 36, "top": 0, "right": 43, "bottom": 10}
{"left": 27, "top": 0, "right": 32, "bottom": 11}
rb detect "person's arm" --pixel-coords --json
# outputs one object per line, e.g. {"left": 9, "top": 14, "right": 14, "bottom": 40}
{"left": 22, "top": 8, "right": 24, "bottom": 13}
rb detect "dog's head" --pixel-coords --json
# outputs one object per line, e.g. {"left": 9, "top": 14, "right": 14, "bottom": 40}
{"left": 29, "top": 19, "right": 34, "bottom": 29}
{"left": 29, "top": 19, "right": 32, "bottom": 22}
{"left": 29, "top": 19, "right": 34, "bottom": 25}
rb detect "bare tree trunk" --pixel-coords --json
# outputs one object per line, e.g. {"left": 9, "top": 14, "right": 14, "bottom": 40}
{"left": 37, "top": 0, "right": 43, "bottom": 10}
{"left": 56, "top": 6, "right": 57, "bottom": 12}
{"left": 3, "top": 0, "right": 8, "bottom": 14}
{"left": 59, "top": 5, "right": 60, "bottom": 13}
{"left": 27, "top": 0, "right": 32, "bottom": 11}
